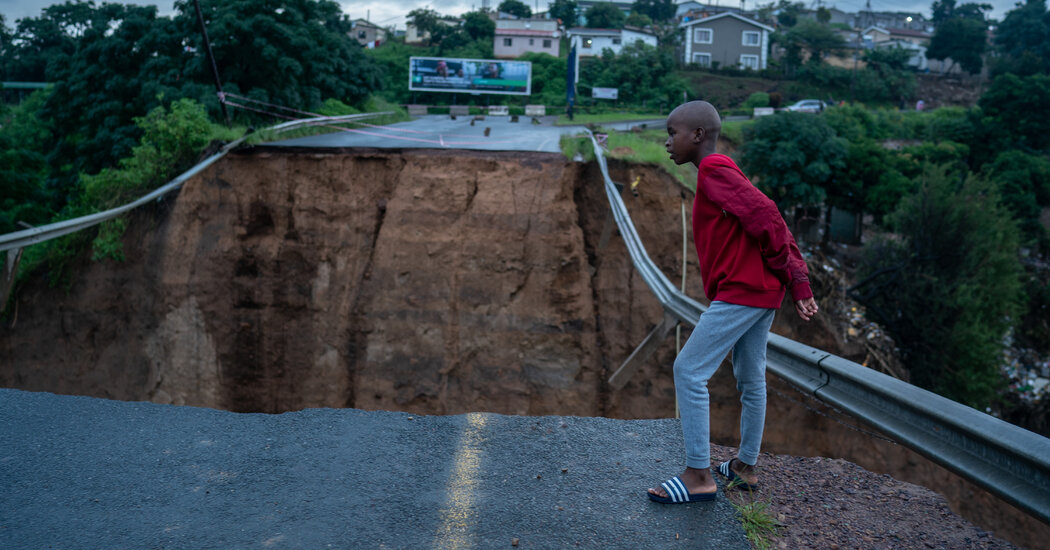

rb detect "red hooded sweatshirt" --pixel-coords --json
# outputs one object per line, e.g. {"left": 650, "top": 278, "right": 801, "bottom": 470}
{"left": 693, "top": 154, "right": 813, "bottom": 309}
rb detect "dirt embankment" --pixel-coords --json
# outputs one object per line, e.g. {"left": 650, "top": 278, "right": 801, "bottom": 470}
{"left": 1, "top": 148, "right": 1045, "bottom": 548}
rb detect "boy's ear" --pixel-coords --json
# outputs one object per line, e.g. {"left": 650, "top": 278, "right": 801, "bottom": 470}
{"left": 692, "top": 127, "right": 705, "bottom": 143}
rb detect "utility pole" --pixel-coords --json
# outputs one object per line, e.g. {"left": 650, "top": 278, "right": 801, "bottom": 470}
{"left": 192, "top": 0, "right": 230, "bottom": 126}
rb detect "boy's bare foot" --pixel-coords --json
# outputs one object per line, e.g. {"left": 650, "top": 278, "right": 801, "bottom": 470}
{"left": 647, "top": 467, "right": 717, "bottom": 499}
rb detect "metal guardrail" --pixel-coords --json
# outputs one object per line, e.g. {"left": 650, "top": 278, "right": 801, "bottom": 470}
{"left": 584, "top": 131, "right": 1050, "bottom": 524}
{"left": 0, "top": 112, "right": 390, "bottom": 254}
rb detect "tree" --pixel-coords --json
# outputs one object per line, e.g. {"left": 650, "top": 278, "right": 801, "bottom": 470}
{"left": 625, "top": 12, "right": 653, "bottom": 28}
{"left": 853, "top": 166, "right": 1024, "bottom": 408}
{"left": 498, "top": 0, "right": 533, "bottom": 18}
{"left": 585, "top": 3, "right": 626, "bottom": 28}
{"left": 993, "top": 0, "right": 1050, "bottom": 76}
{"left": 774, "top": 0, "right": 806, "bottom": 27}
{"left": 630, "top": 0, "right": 676, "bottom": 22}
{"left": 981, "top": 150, "right": 1050, "bottom": 249}
{"left": 463, "top": 10, "right": 495, "bottom": 42}
{"left": 407, "top": 8, "right": 441, "bottom": 42}
{"left": 927, "top": 1, "right": 990, "bottom": 74}
{"left": 979, "top": 73, "right": 1050, "bottom": 152}
{"left": 862, "top": 46, "right": 917, "bottom": 103}
{"left": 581, "top": 41, "right": 686, "bottom": 106}
{"left": 739, "top": 112, "right": 848, "bottom": 213}
{"left": 548, "top": 0, "right": 579, "bottom": 27}
{"left": 783, "top": 19, "right": 846, "bottom": 63}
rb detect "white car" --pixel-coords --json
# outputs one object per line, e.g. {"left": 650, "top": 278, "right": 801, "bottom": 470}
{"left": 785, "top": 99, "right": 826, "bottom": 113}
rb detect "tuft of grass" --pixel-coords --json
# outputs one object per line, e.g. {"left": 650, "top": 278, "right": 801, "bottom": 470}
{"left": 725, "top": 478, "right": 781, "bottom": 550}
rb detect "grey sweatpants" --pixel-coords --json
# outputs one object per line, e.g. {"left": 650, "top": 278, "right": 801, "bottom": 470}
{"left": 673, "top": 300, "right": 776, "bottom": 469}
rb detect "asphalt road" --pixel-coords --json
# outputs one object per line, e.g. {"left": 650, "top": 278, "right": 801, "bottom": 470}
{"left": 0, "top": 389, "right": 749, "bottom": 549}
{"left": 270, "top": 115, "right": 667, "bottom": 153}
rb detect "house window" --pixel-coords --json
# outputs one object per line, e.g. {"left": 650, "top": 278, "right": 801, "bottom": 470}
{"left": 694, "top": 28, "right": 713, "bottom": 44}
{"left": 742, "top": 31, "right": 760, "bottom": 46}
{"left": 583, "top": 37, "right": 593, "bottom": 48}
{"left": 692, "top": 52, "right": 712, "bottom": 67}
{"left": 357, "top": 31, "right": 367, "bottom": 39}
{"left": 543, "top": 39, "right": 552, "bottom": 48}
{"left": 740, "top": 54, "right": 760, "bottom": 69}
{"left": 612, "top": 38, "right": 621, "bottom": 45}
{"left": 529, "top": 38, "right": 535, "bottom": 45}
{"left": 504, "top": 38, "right": 513, "bottom": 47}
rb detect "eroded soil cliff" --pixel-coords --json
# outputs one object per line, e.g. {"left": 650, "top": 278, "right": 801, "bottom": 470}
{"left": 1, "top": 147, "right": 1044, "bottom": 548}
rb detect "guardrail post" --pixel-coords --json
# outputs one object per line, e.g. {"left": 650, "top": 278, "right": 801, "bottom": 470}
{"left": 1, "top": 247, "right": 23, "bottom": 316}
{"left": 608, "top": 310, "right": 679, "bottom": 389}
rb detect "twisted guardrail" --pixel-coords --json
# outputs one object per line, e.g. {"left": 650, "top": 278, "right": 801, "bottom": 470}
{"left": 2, "top": 116, "right": 1046, "bottom": 523}
{"left": 0, "top": 112, "right": 390, "bottom": 254}
{"left": 584, "top": 130, "right": 1050, "bottom": 525}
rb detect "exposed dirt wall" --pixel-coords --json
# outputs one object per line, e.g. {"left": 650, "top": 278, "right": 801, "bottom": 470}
{"left": 0, "top": 148, "right": 1043, "bottom": 548}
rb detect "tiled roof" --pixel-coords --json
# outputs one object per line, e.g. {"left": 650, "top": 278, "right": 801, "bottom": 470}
{"left": 495, "top": 28, "right": 558, "bottom": 37}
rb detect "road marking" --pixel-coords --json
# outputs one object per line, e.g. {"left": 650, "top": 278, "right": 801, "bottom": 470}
{"left": 433, "top": 412, "right": 487, "bottom": 549}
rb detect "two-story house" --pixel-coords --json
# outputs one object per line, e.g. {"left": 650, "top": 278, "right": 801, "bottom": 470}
{"left": 566, "top": 27, "right": 658, "bottom": 57}
{"left": 494, "top": 18, "right": 560, "bottom": 58}
{"left": 680, "top": 12, "right": 773, "bottom": 70}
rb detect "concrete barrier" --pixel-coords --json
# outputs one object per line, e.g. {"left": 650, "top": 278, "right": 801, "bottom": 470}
{"left": 525, "top": 104, "right": 546, "bottom": 116}
{"left": 449, "top": 105, "right": 469, "bottom": 117}
{"left": 407, "top": 104, "right": 427, "bottom": 116}
{"left": 487, "top": 105, "right": 509, "bottom": 116}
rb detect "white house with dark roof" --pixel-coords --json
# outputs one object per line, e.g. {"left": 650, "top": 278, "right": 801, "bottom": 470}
{"left": 494, "top": 18, "right": 560, "bottom": 58}
{"left": 680, "top": 12, "right": 773, "bottom": 70}
{"left": 566, "top": 27, "right": 658, "bottom": 57}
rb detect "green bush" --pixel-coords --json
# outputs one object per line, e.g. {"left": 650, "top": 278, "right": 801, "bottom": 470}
{"left": 741, "top": 92, "right": 770, "bottom": 109}
{"left": 739, "top": 111, "right": 848, "bottom": 210}
{"left": 981, "top": 150, "right": 1050, "bottom": 251}
{"left": 855, "top": 166, "right": 1024, "bottom": 408}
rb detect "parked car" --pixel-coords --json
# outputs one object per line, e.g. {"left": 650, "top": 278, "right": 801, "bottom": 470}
{"left": 785, "top": 99, "right": 826, "bottom": 113}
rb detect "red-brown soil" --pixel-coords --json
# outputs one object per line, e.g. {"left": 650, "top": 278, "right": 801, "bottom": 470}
{"left": 0, "top": 148, "right": 1044, "bottom": 548}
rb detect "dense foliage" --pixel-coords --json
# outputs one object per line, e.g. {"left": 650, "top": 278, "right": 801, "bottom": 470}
{"left": 855, "top": 168, "right": 1024, "bottom": 408}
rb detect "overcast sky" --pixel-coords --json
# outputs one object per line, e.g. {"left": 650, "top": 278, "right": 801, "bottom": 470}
{"left": 0, "top": 0, "right": 1026, "bottom": 31}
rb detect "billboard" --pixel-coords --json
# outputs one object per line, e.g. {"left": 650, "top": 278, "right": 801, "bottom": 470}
{"left": 408, "top": 56, "right": 532, "bottom": 95}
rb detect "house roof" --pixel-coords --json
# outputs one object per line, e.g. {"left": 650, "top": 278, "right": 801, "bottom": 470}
{"left": 679, "top": 12, "right": 774, "bottom": 32}
{"left": 863, "top": 25, "right": 890, "bottom": 35}
{"left": 886, "top": 27, "right": 930, "bottom": 38}
{"left": 567, "top": 27, "right": 656, "bottom": 37}
{"left": 495, "top": 28, "right": 558, "bottom": 37}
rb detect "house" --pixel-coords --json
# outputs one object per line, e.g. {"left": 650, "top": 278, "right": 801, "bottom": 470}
{"left": 680, "top": 12, "right": 773, "bottom": 70}
{"left": 494, "top": 18, "right": 560, "bottom": 58}
{"left": 874, "top": 40, "right": 929, "bottom": 71}
{"left": 862, "top": 26, "right": 930, "bottom": 47}
{"left": 350, "top": 19, "right": 387, "bottom": 47}
{"left": 856, "top": 10, "right": 929, "bottom": 32}
{"left": 566, "top": 27, "right": 658, "bottom": 57}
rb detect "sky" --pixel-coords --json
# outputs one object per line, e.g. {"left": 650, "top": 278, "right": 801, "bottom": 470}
{"left": 0, "top": 0, "right": 1027, "bottom": 31}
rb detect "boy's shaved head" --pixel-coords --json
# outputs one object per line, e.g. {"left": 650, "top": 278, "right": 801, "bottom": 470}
{"left": 668, "top": 100, "right": 721, "bottom": 136}
{"left": 665, "top": 100, "right": 721, "bottom": 167}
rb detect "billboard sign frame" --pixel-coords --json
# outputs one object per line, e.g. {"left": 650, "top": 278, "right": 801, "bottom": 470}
{"left": 408, "top": 56, "right": 532, "bottom": 96}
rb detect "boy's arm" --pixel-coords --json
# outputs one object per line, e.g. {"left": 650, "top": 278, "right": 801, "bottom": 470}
{"left": 703, "top": 167, "right": 814, "bottom": 302}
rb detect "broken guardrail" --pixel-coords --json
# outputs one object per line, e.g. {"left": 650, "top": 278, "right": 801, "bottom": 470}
{"left": 585, "top": 130, "right": 1050, "bottom": 525}
{"left": 0, "top": 112, "right": 390, "bottom": 312}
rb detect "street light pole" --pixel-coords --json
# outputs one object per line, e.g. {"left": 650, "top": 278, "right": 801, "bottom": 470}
{"left": 192, "top": 0, "right": 230, "bottom": 126}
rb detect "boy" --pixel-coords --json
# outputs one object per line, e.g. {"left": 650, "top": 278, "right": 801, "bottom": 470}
{"left": 648, "top": 101, "right": 818, "bottom": 503}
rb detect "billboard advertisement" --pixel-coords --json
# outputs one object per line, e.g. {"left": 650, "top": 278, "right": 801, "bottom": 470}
{"left": 408, "top": 57, "right": 532, "bottom": 95}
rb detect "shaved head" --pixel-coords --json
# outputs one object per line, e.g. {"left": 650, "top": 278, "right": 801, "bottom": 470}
{"left": 668, "top": 100, "right": 722, "bottom": 137}
{"left": 665, "top": 101, "right": 721, "bottom": 166}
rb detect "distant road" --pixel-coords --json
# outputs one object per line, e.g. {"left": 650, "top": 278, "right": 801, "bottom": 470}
{"left": 271, "top": 115, "right": 666, "bottom": 153}
{"left": 0, "top": 389, "right": 747, "bottom": 549}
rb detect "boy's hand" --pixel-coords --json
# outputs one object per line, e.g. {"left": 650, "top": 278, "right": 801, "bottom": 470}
{"left": 795, "top": 297, "right": 818, "bottom": 321}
